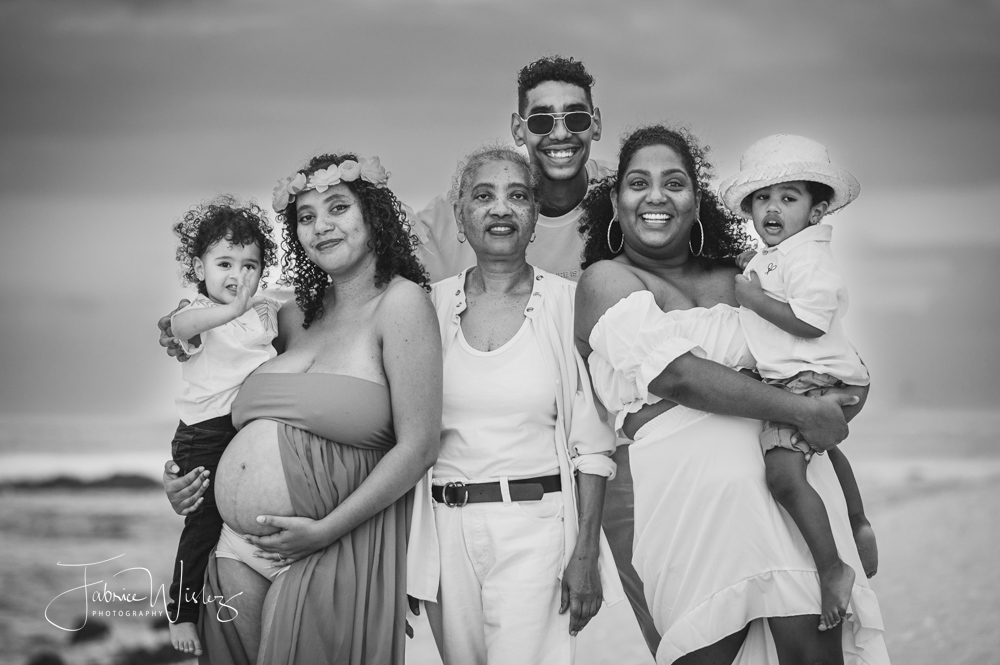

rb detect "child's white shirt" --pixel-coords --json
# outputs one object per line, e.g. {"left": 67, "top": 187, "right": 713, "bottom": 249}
{"left": 739, "top": 224, "right": 869, "bottom": 385}
{"left": 172, "top": 294, "right": 280, "bottom": 425}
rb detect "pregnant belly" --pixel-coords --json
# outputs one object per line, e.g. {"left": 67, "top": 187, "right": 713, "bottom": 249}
{"left": 215, "top": 419, "right": 295, "bottom": 536}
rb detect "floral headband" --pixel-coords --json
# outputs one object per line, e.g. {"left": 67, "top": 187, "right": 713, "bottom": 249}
{"left": 271, "top": 156, "right": 389, "bottom": 213}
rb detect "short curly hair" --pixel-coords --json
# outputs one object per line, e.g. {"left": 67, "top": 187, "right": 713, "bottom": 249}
{"left": 173, "top": 195, "right": 277, "bottom": 297}
{"left": 579, "top": 125, "right": 753, "bottom": 269}
{"left": 517, "top": 55, "right": 595, "bottom": 115}
{"left": 450, "top": 143, "right": 540, "bottom": 206}
{"left": 277, "top": 153, "right": 429, "bottom": 328}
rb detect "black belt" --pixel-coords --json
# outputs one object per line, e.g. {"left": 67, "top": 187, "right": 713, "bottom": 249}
{"left": 432, "top": 475, "right": 561, "bottom": 507}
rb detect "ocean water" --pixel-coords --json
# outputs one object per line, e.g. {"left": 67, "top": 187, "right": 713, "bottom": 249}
{"left": 2, "top": 408, "right": 999, "bottom": 664}
{"left": 0, "top": 414, "right": 175, "bottom": 485}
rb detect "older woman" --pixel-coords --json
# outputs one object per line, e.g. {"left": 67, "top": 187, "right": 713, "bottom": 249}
{"left": 162, "top": 153, "right": 441, "bottom": 665}
{"left": 574, "top": 126, "right": 889, "bottom": 665}
{"left": 405, "top": 145, "right": 623, "bottom": 665}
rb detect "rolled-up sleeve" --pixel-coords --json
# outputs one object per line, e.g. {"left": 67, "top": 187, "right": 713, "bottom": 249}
{"left": 567, "top": 351, "right": 618, "bottom": 479}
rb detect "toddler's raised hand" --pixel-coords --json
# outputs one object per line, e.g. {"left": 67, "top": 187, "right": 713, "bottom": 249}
{"left": 736, "top": 249, "right": 757, "bottom": 271}
{"left": 232, "top": 270, "right": 255, "bottom": 315}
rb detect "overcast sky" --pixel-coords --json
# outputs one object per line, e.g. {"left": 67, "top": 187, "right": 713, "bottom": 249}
{"left": 1, "top": 0, "right": 998, "bottom": 418}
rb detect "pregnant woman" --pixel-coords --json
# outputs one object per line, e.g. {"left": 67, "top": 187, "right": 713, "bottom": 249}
{"left": 574, "top": 126, "right": 889, "bottom": 665}
{"left": 163, "top": 153, "right": 441, "bottom": 665}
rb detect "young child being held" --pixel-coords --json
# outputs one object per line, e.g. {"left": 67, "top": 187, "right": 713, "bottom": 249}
{"left": 166, "top": 196, "right": 279, "bottom": 656}
{"left": 719, "top": 135, "right": 877, "bottom": 632}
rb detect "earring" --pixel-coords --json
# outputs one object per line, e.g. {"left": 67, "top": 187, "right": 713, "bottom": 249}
{"left": 457, "top": 231, "right": 466, "bottom": 244}
{"left": 689, "top": 217, "right": 704, "bottom": 257}
{"left": 607, "top": 215, "right": 624, "bottom": 254}
{"left": 529, "top": 232, "right": 537, "bottom": 243}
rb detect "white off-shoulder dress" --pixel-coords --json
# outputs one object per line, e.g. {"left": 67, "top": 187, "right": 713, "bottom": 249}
{"left": 588, "top": 291, "right": 889, "bottom": 665}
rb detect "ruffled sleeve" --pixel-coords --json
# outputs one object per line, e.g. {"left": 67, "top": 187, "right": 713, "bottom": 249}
{"left": 170, "top": 297, "right": 213, "bottom": 356}
{"left": 588, "top": 291, "right": 705, "bottom": 432}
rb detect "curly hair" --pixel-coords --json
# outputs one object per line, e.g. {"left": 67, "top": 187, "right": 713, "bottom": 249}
{"left": 579, "top": 125, "right": 753, "bottom": 269}
{"left": 173, "top": 195, "right": 277, "bottom": 297}
{"left": 517, "top": 55, "right": 595, "bottom": 115}
{"left": 450, "top": 143, "right": 540, "bottom": 205}
{"left": 277, "top": 153, "right": 429, "bottom": 328}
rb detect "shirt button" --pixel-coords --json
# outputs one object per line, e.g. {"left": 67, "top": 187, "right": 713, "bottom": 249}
{"left": 536, "top": 275, "right": 543, "bottom": 280}
{"left": 455, "top": 290, "right": 460, "bottom": 296}
{"left": 526, "top": 307, "right": 534, "bottom": 312}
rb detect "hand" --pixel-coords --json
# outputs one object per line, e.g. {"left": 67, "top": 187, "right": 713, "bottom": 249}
{"left": 794, "top": 392, "right": 859, "bottom": 453}
{"left": 231, "top": 271, "right": 255, "bottom": 316}
{"left": 245, "top": 515, "right": 331, "bottom": 567}
{"left": 736, "top": 249, "right": 758, "bottom": 271}
{"left": 162, "top": 460, "right": 209, "bottom": 516}
{"left": 802, "top": 383, "right": 869, "bottom": 423}
{"left": 733, "top": 271, "right": 764, "bottom": 309}
{"left": 158, "top": 300, "right": 192, "bottom": 362}
{"left": 405, "top": 595, "right": 421, "bottom": 639}
{"left": 559, "top": 549, "right": 602, "bottom": 636}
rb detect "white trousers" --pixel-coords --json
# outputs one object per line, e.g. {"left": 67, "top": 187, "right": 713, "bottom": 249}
{"left": 425, "top": 493, "right": 574, "bottom": 665}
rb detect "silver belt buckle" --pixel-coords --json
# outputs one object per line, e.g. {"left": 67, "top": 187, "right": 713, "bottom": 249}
{"left": 443, "top": 481, "right": 468, "bottom": 507}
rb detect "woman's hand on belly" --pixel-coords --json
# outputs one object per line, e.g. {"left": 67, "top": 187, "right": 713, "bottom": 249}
{"left": 244, "top": 514, "right": 335, "bottom": 566}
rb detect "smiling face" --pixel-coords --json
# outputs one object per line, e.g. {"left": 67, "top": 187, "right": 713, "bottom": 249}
{"left": 511, "top": 80, "right": 601, "bottom": 183}
{"left": 613, "top": 144, "right": 701, "bottom": 257}
{"left": 749, "top": 181, "right": 828, "bottom": 246}
{"left": 455, "top": 158, "right": 538, "bottom": 262}
{"left": 194, "top": 239, "right": 262, "bottom": 304}
{"left": 294, "top": 183, "right": 373, "bottom": 276}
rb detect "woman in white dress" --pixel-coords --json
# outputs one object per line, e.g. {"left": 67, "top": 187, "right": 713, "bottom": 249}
{"left": 573, "top": 125, "right": 890, "bottom": 665}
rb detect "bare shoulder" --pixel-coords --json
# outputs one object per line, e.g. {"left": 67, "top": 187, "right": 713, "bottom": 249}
{"left": 575, "top": 260, "right": 647, "bottom": 355}
{"left": 277, "top": 299, "right": 305, "bottom": 333}
{"left": 577, "top": 260, "right": 646, "bottom": 311}
{"left": 375, "top": 277, "right": 437, "bottom": 331}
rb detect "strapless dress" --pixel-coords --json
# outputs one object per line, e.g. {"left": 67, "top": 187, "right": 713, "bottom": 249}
{"left": 199, "top": 373, "right": 409, "bottom": 665}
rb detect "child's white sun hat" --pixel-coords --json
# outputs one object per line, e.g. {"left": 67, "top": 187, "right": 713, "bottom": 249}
{"left": 718, "top": 134, "right": 860, "bottom": 218}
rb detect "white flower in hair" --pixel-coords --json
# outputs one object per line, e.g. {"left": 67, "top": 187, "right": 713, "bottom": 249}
{"left": 272, "top": 172, "right": 308, "bottom": 212}
{"left": 271, "top": 155, "right": 390, "bottom": 213}
{"left": 359, "top": 156, "right": 388, "bottom": 187}
{"left": 309, "top": 166, "right": 342, "bottom": 193}
{"left": 339, "top": 159, "right": 362, "bottom": 181}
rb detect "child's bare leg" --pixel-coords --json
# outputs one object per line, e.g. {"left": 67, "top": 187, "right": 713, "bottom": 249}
{"left": 828, "top": 447, "right": 878, "bottom": 577}
{"left": 765, "top": 448, "right": 855, "bottom": 630}
{"left": 169, "top": 621, "right": 202, "bottom": 655}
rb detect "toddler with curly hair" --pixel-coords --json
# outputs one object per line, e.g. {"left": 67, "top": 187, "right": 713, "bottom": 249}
{"left": 166, "top": 195, "right": 279, "bottom": 656}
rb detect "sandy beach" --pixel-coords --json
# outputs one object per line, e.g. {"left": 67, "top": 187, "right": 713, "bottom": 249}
{"left": 2, "top": 409, "right": 998, "bottom": 665}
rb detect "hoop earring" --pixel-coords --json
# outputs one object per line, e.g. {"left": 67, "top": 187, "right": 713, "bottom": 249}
{"left": 607, "top": 215, "right": 624, "bottom": 254}
{"left": 529, "top": 232, "right": 537, "bottom": 243}
{"left": 457, "top": 231, "right": 466, "bottom": 244}
{"left": 689, "top": 217, "right": 704, "bottom": 257}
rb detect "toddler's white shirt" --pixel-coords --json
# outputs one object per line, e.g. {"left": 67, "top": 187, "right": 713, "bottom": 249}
{"left": 172, "top": 294, "right": 280, "bottom": 424}
{"left": 739, "top": 224, "right": 869, "bottom": 384}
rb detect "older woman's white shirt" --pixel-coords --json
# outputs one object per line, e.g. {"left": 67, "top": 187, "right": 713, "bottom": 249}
{"left": 406, "top": 266, "right": 623, "bottom": 605}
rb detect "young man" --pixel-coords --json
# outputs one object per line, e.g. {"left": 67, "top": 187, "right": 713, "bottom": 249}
{"left": 415, "top": 55, "right": 609, "bottom": 283}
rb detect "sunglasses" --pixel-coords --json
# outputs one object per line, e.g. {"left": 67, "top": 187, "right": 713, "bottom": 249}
{"left": 518, "top": 111, "right": 595, "bottom": 136}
